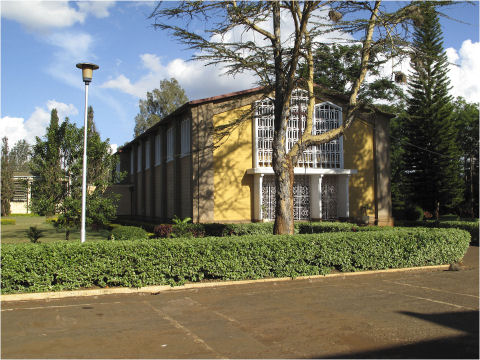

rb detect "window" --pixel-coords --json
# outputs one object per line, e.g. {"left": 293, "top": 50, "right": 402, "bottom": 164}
{"left": 145, "top": 139, "right": 150, "bottom": 170}
{"left": 155, "top": 134, "right": 162, "bottom": 166}
{"left": 254, "top": 89, "right": 343, "bottom": 169}
{"left": 181, "top": 119, "right": 191, "bottom": 156}
{"left": 130, "top": 150, "right": 134, "bottom": 174}
{"left": 166, "top": 127, "right": 174, "bottom": 162}
{"left": 137, "top": 143, "right": 142, "bottom": 173}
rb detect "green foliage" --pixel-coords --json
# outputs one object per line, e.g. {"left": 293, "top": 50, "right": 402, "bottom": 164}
{"left": 30, "top": 109, "right": 63, "bottom": 216}
{"left": 26, "top": 226, "right": 44, "bottom": 243}
{"left": 404, "top": 205, "right": 424, "bottom": 221}
{"left": 172, "top": 216, "right": 194, "bottom": 238}
{"left": 1, "top": 228, "right": 470, "bottom": 294}
{"left": 1, "top": 219, "right": 16, "bottom": 225}
{"left": 1, "top": 137, "right": 14, "bottom": 216}
{"left": 134, "top": 78, "right": 188, "bottom": 136}
{"left": 304, "top": 43, "right": 405, "bottom": 104}
{"left": 453, "top": 97, "right": 479, "bottom": 217}
{"left": 396, "top": 219, "right": 478, "bottom": 245}
{"left": 30, "top": 107, "right": 118, "bottom": 237}
{"left": 402, "top": 2, "right": 463, "bottom": 214}
{"left": 110, "top": 226, "right": 148, "bottom": 241}
{"left": 10, "top": 139, "right": 31, "bottom": 172}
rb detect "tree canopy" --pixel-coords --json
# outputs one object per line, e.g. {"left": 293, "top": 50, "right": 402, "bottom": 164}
{"left": 134, "top": 78, "right": 189, "bottom": 137}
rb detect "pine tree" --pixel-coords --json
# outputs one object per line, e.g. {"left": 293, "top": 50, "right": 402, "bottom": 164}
{"left": 1, "top": 137, "right": 14, "bottom": 216}
{"left": 403, "top": 2, "right": 463, "bottom": 214}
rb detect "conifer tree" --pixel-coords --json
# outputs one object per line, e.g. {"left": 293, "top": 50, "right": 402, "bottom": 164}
{"left": 402, "top": 2, "right": 463, "bottom": 214}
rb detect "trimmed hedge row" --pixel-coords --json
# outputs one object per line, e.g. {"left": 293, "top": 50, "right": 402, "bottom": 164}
{"left": 397, "top": 220, "right": 478, "bottom": 244}
{"left": 1, "top": 219, "right": 16, "bottom": 225}
{"left": 1, "top": 228, "right": 470, "bottom": 294}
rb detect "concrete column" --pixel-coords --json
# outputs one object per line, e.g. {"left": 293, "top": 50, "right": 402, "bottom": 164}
{"left": 310, "top": 175, "right": 323, "bottom": 221}
{"left": 253, "top": 174, "right": 264, "bottom": 221}
{"left": 336, "top": 175, "right": 350, "bottom": 218}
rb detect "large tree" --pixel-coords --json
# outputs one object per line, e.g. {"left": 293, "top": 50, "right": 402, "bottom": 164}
{"left": 1, "top": 137, "right": 14, "bottom": 216}
{"left": 30, "top": 108, "right": 119, "bottom": 238}
{"left": 402, "top": 1, "right": 463, "bottom": 214}
{"left": 134, "top": 78, "right": 189, "bottom": 136}
{"left": 10, "top": 139, "right": 31, "bottom": 172}
{"left": 150, "top": 1, "right": 426, "bottom": 234}
{"left": 30, "top": 109, "right": 64, "bottom": 216}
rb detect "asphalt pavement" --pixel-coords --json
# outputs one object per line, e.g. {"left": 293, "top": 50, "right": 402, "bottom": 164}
{"left": 2, "top": 246, "right": 478, "bottom": 359}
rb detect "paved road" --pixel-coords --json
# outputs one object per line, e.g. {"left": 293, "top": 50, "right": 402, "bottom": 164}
{"left": 2, "top": 247, "right": 478, "bottom": 359}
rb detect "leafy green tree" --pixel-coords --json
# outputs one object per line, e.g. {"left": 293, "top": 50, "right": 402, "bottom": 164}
{"left": 10, "top": 139, "right": 31, "bottom": 172}
{"left": 453, "top": 97, "right": 479, "bottom": 217}
{"left": 402, "top": 2, "right": 463, "bottom": 214}
{"left": 30, "top": 109, "right": 64, "bottom": 216}
{"left": 305, "top": 43, "right": 405, "bottom": 104}
{"left": 1, "top": 137, "right": 14, "bottom": 216}
{"left": 134, "top": 78, "right": 189, "bottom": 136}
{"left": 30, "top": 107, "right": 119, "bottom": 238}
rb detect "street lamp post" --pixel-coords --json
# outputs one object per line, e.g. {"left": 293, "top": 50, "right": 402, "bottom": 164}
{"left": 76, "top": 62, "right": 99, "bottom": 243}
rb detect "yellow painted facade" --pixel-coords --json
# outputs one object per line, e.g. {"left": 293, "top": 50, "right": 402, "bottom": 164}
{"left": 343, "top": 119, "right": 375, "bottom": 218}
{"left": 213, "top": 105, "right": 254, "bottom": 221}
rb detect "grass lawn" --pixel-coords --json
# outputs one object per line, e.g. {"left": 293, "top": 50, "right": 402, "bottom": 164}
{"left": 1, "top": 216, "right": 110, "bottom": 244}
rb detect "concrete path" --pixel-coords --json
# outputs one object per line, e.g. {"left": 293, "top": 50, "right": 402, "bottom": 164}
{"left": 2, "top": 246, "right": 478, "bottom": 359}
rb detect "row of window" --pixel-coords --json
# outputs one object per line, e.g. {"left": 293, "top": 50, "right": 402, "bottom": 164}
{"left": 130, "top": 119, "right": 191, "bottom": 174}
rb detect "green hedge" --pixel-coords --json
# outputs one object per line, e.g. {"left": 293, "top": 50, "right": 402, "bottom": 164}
{"left": 1, "top": 219, "right": 16, "bottom": 225}
{"left": 396, "top": 220, "right": 478, "bottom": 244}
{"left": 110, "top": 226, "right": 148, "bottom": 240}
{"left": 1, "top": 228, "right": 469, "bottom": 294}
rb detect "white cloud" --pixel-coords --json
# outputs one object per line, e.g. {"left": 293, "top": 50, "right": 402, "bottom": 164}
{"left": 0, "top": 101, "right": 78, "bottom": 145}
{"left": 1, "top": 1, "right": 115, "bottom": 31}
{"left": 446, "top": 40, "right": 480, "bottom": 103}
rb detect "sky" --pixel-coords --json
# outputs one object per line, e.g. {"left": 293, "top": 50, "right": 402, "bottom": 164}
{"left": 1, "top": 1, "right": 479, "bottom": 151}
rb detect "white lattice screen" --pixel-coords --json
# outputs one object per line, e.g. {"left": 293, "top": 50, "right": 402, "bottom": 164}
{"left": 254, "top": 90, "right": 343, "bottom": 169}
{"left": 262, "top": 175, "right": 310, "bottom": 221}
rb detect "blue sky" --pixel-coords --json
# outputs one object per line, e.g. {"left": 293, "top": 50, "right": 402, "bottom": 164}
{"left": 1, "top": 1, "right": 479, "bottom": 150}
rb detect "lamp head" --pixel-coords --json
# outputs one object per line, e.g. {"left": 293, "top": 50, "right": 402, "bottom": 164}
{"left": 76, "top": 62, "right": 99, "bottom": 83}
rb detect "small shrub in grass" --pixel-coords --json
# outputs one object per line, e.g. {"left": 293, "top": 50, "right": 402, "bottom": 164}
{"left": 1, "top": 228, "right": 470, "bottom": 294}
{"left": 26, "top": 226, "right": 44, "bottom": 243}
{"left": 1, "top": 219, "right": 16, "bottom": 225}
{"left": 110, "top": 226, "right": 148, "bottom": 241}
{"left": 404, "top": 205, "right": 424, "bottom": 221}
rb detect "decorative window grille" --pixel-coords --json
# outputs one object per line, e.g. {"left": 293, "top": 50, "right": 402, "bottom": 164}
{"left": 130, "top": 150, "right": 134, "bottom": 174}
{"left": 321, "top": 175, "right": 337, "bottom": 219}
{"left": 145, "top": 139, "right": 150, "bottom": 170}
{"left": 255, "top": 98, "right": 274, "bottom": 167}
{"left": 115, "top": 161, "right": 120, "bottom": 174}
{"left": 254, "top": 90, "right": 343, "bottom": 169}
{"left": 314, "top": 103, "right": 343, "bottom": 169}
{"left": 137, "top": 143, "right": 142, "bottom": 173}
{"left": 166, "top": 127, "right": 174, "bottom": 162}
{"left": 181, "top": 119, "right": 191, "bottom": 156}
{"left": 261, "top": 175, "right": 310, "bottom": 221}
{"left": 155, "top": 134, "right": 161, "bottom": 166}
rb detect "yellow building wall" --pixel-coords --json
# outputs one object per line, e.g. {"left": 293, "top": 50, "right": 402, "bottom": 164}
{"left": 213, "top": 106, "right": 253, "bottom": 221}
{"left": 343, "top": 119, "right": 375, "bottom": 218}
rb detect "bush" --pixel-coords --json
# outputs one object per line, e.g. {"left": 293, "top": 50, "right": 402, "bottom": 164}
{"left": 110, "top": 226, "right": 148, "bottom": 241}
{"left": 297, "top": 221, "right": 391, "bottom": 234}
{"left": 154, "top": 224, "right": 173, "bottom": 238}
{"left": 404, "top": 205, "right": 424, "bottom": 221}
{"left": 396, "top": 219, "right": 478, "bottom": 245}
{"left": 439, "top": 214, "right": 460, "bottom": 221}
{"left": 1, "top": 219, "right": 16, "bottom": 225}
{"left": 1, "top": 228, "right": 470, "bottom": 294}
{"left": 26, "top": 226, "right": 44, "bottom": 243}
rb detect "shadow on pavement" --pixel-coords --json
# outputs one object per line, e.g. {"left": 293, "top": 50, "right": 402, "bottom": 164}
{"left": 325, "top": 311, "right": 479, "bottom": 359}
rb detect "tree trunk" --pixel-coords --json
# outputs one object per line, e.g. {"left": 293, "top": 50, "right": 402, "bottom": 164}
{"left": 273, "top": 157, "right": 295, "bottom": 235}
